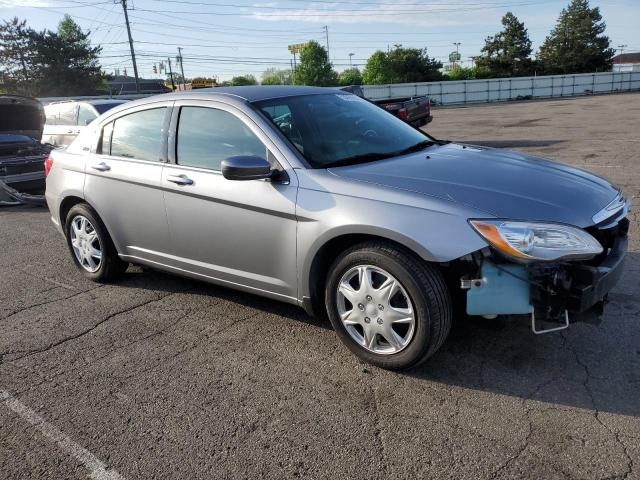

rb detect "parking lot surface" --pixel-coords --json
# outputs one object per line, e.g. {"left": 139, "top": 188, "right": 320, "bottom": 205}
{"left": 1, "top": 92, "right": 639, "bottom": 480}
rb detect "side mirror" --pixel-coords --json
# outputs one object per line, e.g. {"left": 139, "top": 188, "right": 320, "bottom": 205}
{"left": 221, "top": 156, "right": 273, "bottom": 181}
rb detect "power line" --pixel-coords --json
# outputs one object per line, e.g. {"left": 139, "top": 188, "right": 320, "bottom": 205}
{"left": 129, "top": 1, "right": 555, "bottom": 16}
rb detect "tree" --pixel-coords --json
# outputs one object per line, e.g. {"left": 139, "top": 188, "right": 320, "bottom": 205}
{"left": 29, "top": 15, "right": 103, "bottom": 96}
{"left": 339, "top": 67, "right": 363, "bottom": 86}
{"left": 293, "top": 41, "right": 338, "bottom": 86}
{"left": 363, "top": 51, "right": 394, "bottom": 84}
{"left": 476, "top": 12, "right": 534, "bottom": 76}
{"left": 447, "top": 66, "right": 493, "bottom": 81}
{"left": 363, "top": 47, "right": 442, "bottom": 85}
{"left": 387, "top": 47, "right": 442, "bottom": 83}
{"left": 229, "top": 74, "right": 257, "bottom": 86}
{"left": 537, "top": 0, "right": 614, "bottom": 74}
{"left": 261, "top": 68, "right": 292, "bottom": 85}
{"left": 0, "top": 18, "right": 37, "bottom": 95}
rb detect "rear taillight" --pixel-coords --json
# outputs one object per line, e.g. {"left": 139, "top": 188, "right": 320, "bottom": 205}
{"left": 397, "top": 108, "right": 408, "bottom": 120}
{"left": 44, "top": 157, "right": 53, "bottom": 176}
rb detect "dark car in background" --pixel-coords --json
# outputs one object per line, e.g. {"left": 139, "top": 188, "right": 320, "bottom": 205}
{"left": 0, "top": 95, "right": 51, "bottom": 203}
{"left": 43, "top": 99, "right": 128, "bottom": 147}
{"left": 340, "top": 85, "right": 432, "bottom": 127}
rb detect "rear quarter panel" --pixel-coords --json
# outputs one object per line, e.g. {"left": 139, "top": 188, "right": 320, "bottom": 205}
{"left": 45, "top": 149, "right": 86, "bottom": 233}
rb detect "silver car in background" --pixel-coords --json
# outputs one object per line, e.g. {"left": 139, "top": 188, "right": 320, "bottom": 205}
{"left": 44, "top": 86, "right": 629, "bottom": 369}
{"left": 43, "top": 99, "right": 127, "bottom": 147}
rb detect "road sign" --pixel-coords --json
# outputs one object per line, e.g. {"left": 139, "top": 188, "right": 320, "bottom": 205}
{"left": 288, "top": 43, "right": 308, "bottom": 54}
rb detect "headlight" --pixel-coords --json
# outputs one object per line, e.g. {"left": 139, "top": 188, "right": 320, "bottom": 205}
{"left": 469, "top": 220, "right": 603, "bottom": 262}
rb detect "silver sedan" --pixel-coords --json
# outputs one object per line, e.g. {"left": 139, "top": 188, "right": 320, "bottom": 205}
{"left": 45, "top": 86, "right": 628, "bottom": 369}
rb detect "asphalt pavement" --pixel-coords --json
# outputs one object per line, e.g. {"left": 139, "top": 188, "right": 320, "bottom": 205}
{"left": 1, "top": 92, "right": 639, "bottom": 479}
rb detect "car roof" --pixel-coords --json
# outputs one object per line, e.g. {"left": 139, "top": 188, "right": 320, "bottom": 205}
{"left": 163, "top": 85, "right": 339, "bottom": 103}
{"left": 45, "top": 99, "right": 127, "bottom": 107}
{"left": 86, "top": 99, "right": 128, "bottom": 106}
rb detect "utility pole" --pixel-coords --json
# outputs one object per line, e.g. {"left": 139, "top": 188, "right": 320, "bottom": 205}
{"left": 177, "top": 47, "right": 186, "bottom": 90}
{"left": 167, "top": 57, "right": 176, "bottom": 91}
{"left": 118, "top": 0, "right": 140, "bottom": 94}
{"left": 349, "top": 53, "right": 354, "bottom": 67}
{"left": 617, "top": 44, "right": 628, "bottom": 55}
{"left": 323, "top": 25, "right": 330, "bottom": 59}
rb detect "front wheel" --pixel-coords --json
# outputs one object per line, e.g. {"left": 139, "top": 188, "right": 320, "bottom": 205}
{"left": 325, "top": 242, "right": 452, "bottom": 370}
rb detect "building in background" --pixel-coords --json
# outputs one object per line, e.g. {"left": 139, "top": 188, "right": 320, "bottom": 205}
{"left": 612, "top": 53, "right": 640, "bottom": 72}
{"left": 107, "top": 76, "right": 170, "bottom": 95}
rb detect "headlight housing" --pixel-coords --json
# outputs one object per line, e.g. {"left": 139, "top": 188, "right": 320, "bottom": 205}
{"left": 470, "top": 220, "right": 603, "bottom": 262}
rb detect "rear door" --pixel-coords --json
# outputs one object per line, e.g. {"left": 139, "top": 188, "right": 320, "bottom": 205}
{"left": 160, "top": 100, "right": 299, "bottom": 300}
{"left": 83, "top": 102, "right": 173, "bottom": 261}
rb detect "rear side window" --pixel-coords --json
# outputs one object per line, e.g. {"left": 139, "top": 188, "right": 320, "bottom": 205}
{"left": 108, "top": 107, "right": 166, "bottom": 161}
{"left": 45, "top": 103, "right": 77, "bottom": 126}
{"left": 176, "top": 107, "right": 266, "bottom": 171}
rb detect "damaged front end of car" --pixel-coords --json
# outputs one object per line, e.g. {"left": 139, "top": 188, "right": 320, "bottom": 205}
{"left": 455, "top": 195, "right": 630, "bottom": 333}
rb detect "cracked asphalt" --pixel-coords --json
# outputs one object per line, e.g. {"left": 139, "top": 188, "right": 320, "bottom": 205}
{"left": 1, "top": 92, "right": 640, "bottom": 479}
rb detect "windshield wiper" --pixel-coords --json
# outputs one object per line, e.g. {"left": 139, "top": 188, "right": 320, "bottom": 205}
{"left": 394, "top": 140, "right": 435, "bottom": 156}
{"left": 322, "top": 152, "right": 394, "bottom": 169}
{"left": 322, "top": 140, "right": 435, "bottom": 169}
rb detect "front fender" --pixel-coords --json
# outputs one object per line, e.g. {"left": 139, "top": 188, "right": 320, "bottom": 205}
{"left": 296, "top": 181, "right": 488, "bottom": 300}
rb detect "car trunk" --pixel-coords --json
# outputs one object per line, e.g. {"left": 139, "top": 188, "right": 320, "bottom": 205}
{"left": 0, "top": 95, "right": 46, "bottom": 141}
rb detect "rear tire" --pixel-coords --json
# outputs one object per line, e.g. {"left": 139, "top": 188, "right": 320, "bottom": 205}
{"left": 325, "top": 241, "right": 452, "bottom": 370}
{"left": 64, "top": 203, "right": 128, "bottom": 282}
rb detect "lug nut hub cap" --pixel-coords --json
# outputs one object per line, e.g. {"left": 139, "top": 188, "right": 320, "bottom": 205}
{"left": 336, "top": 265, "right": 415, "bottom": 355}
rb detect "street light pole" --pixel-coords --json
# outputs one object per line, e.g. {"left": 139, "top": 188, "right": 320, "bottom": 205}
{"left": 453, "top": 42, "right": 461, "bottom": 69}
{"left": 349, "top": 53, "right": 354, "bottom": 66}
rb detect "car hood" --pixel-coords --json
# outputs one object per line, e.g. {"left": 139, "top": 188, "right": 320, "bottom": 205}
{"left": 0, "top": 95, "right": 45, "bottom": 141}
{"left": 328, "top": 143, "right": 619, "bottom": 228}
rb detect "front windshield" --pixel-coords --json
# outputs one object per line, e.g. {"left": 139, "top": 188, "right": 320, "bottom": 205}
{"left": 254, "top": 93, "right": 434, "bottom": 169}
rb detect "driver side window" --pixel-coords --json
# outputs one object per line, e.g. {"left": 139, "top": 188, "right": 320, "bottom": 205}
{"left": 176, "top": 106, "right": 267, "bottom": 171}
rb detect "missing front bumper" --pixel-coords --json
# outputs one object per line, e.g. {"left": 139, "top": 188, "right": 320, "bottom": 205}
{"left": 460, "top": 218, "right": 629, "bottom": 331}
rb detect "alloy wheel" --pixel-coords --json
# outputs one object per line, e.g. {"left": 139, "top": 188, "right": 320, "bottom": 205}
{"left": 70, "top": 215, "right": 103, "bottom": 273}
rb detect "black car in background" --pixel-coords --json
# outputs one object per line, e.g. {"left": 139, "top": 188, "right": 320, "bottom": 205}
{"left": 0, "top": 95, "right": 51, "bottom": 204}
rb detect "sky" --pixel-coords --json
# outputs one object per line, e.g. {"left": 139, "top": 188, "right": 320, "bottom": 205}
{"left": 1, "top": 0, "right": 639, "bottom": 82}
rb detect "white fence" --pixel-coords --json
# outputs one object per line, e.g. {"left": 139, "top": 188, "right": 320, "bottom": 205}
{"left": 362, "top": 71, "right": 640, "bottom": 105}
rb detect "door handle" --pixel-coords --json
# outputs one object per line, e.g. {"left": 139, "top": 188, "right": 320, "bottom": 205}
{"left": 167, "top": 174, "right": 194, "bottom": 186}
{"left": 91, "top": 162, "right": 111, "bottom": 172}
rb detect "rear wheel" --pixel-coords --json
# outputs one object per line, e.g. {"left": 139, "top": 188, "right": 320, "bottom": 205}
{"left": 325, "top": 242, "right": 452, "bottom": 369}
{"left": 64, "top": 203, "right": 128, "bottom": 282}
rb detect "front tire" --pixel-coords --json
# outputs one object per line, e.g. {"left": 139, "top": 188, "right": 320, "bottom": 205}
{"left": 64, "top": 203, "right": 128, "bottom": 282}
{"left": 325, "top": 242, "right": 452, "bottom": 370}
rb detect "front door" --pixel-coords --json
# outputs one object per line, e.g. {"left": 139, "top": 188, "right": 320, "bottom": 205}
{"left": 161, "top": 101, "right": 298, "bottom": 300}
